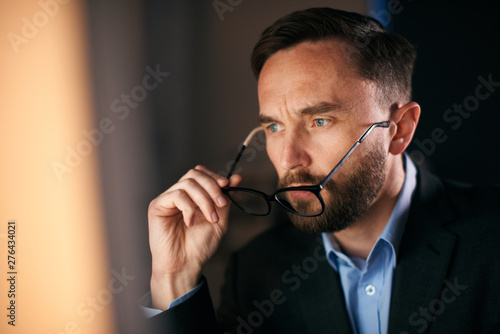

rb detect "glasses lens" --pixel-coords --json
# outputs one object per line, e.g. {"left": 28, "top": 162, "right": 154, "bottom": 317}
{"left": 227, "top": 190, "right": 270, "bottom": 216}
{"left": 275, "top": 190, "right": 323, "bottom": 216}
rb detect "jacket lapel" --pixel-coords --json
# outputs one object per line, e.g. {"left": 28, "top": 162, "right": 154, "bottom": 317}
{"left": 389, "top": 169, "right": 458, "bottom": 334}
{"left": 288, "top": 234, "right": 353, "bottom": 334}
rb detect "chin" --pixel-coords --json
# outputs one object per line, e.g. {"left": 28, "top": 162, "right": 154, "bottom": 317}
{"left": 288, "top": 211, "right": 357, "bottom": 234}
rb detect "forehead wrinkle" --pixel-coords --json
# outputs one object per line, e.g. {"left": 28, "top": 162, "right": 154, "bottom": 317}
{"left": 259, "top": 95, "right": 292, "bottom": 124}
{"left": 298, "top": 102, "right": 345, "bottom": 116}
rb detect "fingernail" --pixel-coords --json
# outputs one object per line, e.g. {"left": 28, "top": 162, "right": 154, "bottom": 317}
{"left": 217, "top": 196, "right": 227, "bottom": 207}
{"left": 217, "top": 178, "right": 228, "bottom": 186}
{"left": 211, "top": 211, "right": 219, "bottom": 222}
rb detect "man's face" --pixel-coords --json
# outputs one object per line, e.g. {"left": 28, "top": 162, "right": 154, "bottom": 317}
{"left": 257, "top": 39, "right": 391, "bottom": 233}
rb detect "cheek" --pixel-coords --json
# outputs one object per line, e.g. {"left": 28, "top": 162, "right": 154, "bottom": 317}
{"left": 309, "top": 135, "right": 342, "bottom": 169}
{"left": 266, "top": 141, "right": 283, "bottom": 175}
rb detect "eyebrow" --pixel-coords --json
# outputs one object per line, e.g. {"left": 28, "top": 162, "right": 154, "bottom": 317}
{"left": 258, "top": 102, "right": 344, "bottom": 124}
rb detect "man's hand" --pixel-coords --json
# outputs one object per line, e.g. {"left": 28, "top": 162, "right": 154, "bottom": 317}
{"left": 148, "top": 165, "right": 241, "bottom": 310}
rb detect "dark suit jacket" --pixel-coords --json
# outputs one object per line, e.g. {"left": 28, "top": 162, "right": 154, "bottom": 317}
{"left": 148, "top": 169, "right": 500, "bottom": 333}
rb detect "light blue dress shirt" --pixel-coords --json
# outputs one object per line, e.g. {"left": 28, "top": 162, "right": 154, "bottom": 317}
{"left": 141, "top": 154, "right": 418, "bottom": 334}
{"left": 322, "top": 154, "right": 417, "bottom": 334}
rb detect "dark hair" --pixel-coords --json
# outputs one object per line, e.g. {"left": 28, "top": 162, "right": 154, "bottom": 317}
{"left": 251, "top": 7, "right": 416, "bottom": 109}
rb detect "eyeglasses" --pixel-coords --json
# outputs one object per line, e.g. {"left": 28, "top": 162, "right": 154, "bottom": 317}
{"left": 222, "top": 121, "right": 390, "bottom": 217}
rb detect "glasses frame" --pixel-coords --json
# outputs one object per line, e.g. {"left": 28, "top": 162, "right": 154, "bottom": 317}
{"left": 222, "top": 121, "right": 390, "bottom": 217}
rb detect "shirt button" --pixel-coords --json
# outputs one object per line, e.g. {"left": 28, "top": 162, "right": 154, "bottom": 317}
{"left": 365, "top": 285, "right": 376, "bottom": 296}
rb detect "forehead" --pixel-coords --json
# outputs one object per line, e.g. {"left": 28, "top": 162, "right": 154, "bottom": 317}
{"left": 257, "top": 39, "right": 377, "bottom": 118}
{"left": 260, "top": 39, "right": 358, "bottom": 80}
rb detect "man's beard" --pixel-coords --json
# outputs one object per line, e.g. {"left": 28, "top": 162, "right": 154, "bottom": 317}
{"left": 277, "top": 146, "right": 387, "bottom": 234}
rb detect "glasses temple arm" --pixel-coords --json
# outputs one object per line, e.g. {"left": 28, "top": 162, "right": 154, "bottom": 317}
{"left": 319, "top": 142, "right": 359, "bottom": 188}
{"left": 225, "top": 126, "right": 264, "bottom": 179}
{"left": 226, "top": 146, "right": 245, "bottom": 179}
{"left": 319, "top": 121, "right": 390, "bottom": 189}
{"left": 358, "top": 121, "right": 390, "bottom": 142}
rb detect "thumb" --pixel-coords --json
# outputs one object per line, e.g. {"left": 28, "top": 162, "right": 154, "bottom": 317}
{"left": 228, "top": 174, "right": 242, "bottom": 187}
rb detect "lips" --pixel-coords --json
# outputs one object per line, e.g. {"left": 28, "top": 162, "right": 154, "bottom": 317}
{"left": 283, "top": 184, "right": 315, "bottom": 200}
{"left": 287, "top": 190, "right": 315, "bottom": 200}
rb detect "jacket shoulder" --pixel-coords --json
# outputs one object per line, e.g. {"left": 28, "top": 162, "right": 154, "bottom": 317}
{"left": 441, "top": 178, "right": 500, "bottom": 224}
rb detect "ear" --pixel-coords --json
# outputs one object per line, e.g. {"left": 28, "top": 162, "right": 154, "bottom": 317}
{"left": 389, "top": 101, "right": 421, "bottom": 155}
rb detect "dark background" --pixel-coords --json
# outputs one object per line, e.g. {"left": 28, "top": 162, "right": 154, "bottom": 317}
{"left": 395, "top": 1, "right": 500, "bottom": 183}
{"left": 85, "top": 1, "right": 500, "bottom": 333}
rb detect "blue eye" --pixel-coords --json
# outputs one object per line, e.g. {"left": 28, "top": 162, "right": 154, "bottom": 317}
{"left": 269, "top": 123, "right": 280, "bottom": 132}
{"left": 314, "top": 119, "right": 329, "bottom": 127}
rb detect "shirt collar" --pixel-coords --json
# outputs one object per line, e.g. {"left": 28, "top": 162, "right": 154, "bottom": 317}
{"left": 322, "top": 153, "right": 418, "bottom": 271}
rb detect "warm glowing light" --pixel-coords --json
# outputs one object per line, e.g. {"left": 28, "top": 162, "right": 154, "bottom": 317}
{"left": 0, "top": 1, "right": 115, "bottom": 333}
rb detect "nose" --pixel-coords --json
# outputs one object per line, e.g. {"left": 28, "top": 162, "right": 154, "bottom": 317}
{"left": 279, "top": 130, "right": 311, "bottom": 171}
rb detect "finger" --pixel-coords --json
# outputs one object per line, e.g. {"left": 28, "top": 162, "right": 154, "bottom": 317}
{"left": 194, "top": 165, "right": 229, "bottom": 187}
{"left": 178, "top": 168, "right": 228, "bottom": 208}
{"left": 169, "top": 190, "right": 197, "bottom": 227}
{"left": 228, "top": 174, "right": 242, "bottom": 187}
{"left": 148, "top": 190, "right": 197, "bottom": 228}
{"left": 172, "top": 179, "right": 221, "bottom": 223}
{"left": 151, "top": 181, "right": 219, "bottom": 226}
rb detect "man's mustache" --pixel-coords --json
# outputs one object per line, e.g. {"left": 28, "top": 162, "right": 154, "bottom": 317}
{"left": 278, "top": 171, "right": 325, "bottom": 189}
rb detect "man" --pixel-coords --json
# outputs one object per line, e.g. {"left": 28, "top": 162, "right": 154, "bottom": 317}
{"left": 143, "top": 7, "right": 500, "bottom": 334}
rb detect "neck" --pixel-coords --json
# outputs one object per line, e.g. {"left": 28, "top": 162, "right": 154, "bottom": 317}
{"left": 332, "top": 154, "right": 405, "bottom": 259}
